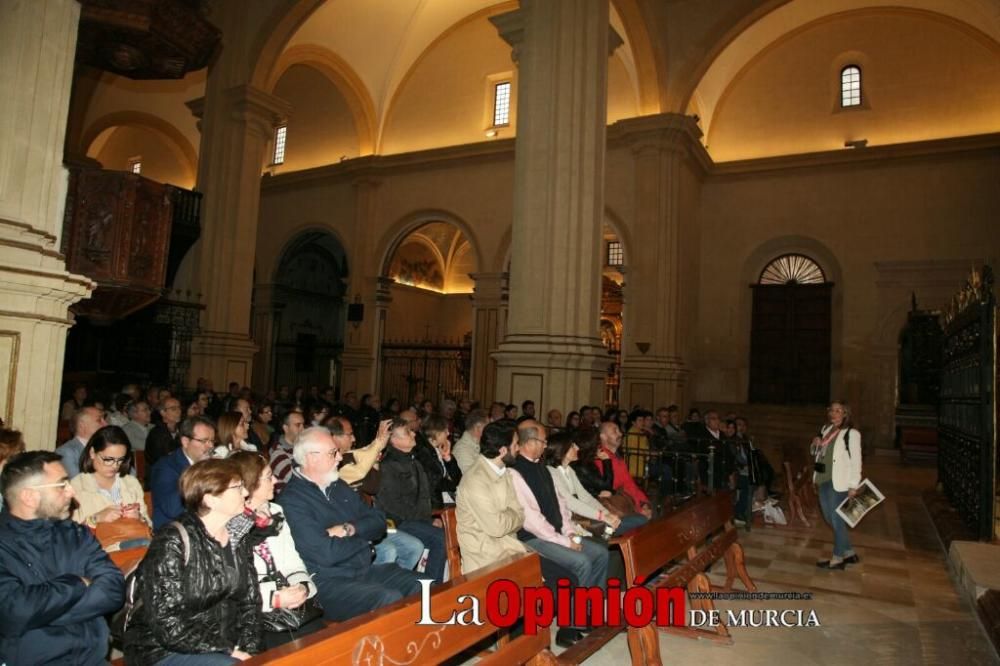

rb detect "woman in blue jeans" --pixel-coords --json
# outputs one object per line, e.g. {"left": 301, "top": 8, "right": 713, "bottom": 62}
{"left": 811, "top": 401, "right": 863, "bottom": 570}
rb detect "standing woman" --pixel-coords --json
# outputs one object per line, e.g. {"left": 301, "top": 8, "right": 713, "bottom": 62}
{"left": 124, "top": 459, "right": 262, "bottom": 664}
{"left": 812, "top": 401, "right": 862, "bottom": 570}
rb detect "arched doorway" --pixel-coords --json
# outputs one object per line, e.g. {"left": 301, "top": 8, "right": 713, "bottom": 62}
{"left": 601, "top": 224, "right": 625, "bottom": 407}
{"left": 749, "top": 253, "right": 832, "bottom": 404}
{"left": 256, "top": 230, "right": 348, "bottom": 392}
{"left": 380, "top": 221, "right": 476, "bottom": 406}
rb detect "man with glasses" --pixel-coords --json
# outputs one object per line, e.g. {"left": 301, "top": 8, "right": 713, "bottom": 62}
{"left": 144, "top": 397, "right": 183, "bottom": 484}
{"left": 510, "top": 420, "right": 610, "bottom": 593}
{"left": 281, "top": 427, "right": 422, "bottom": 622}
{"left": 55, "top": 406, "right": 106, "bottom": 478}
{"left": 150, "top": 416, "right": 216, "bottom": 528}
{"left": 0, "top": 451, "right": 124, "bottom": 664}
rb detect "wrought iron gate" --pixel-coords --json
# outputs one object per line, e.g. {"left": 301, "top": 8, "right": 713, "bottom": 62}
{"left": 380, "top": 340, "right": 471, "bottom": 405}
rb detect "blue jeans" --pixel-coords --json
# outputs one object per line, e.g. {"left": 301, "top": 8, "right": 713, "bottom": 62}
{"left": 373, "top": 530, "right": 424, "bottom": 570}
{"left": 398, "top": 520, "right": 446, "bottom": 584}
{"left": 614, "top": 513, "right": 648, "bottom": 536}
{"left": 316, "top": 563, "right": 423, "bottom": 622}
{"left": 817, "top": 481, "right": 852, "bottom": 558}
{"left": 156, "top": 653, "right": 238, "bottom": 665}
{"left": 524, "top": 537, "right": 609, "bottom": 590}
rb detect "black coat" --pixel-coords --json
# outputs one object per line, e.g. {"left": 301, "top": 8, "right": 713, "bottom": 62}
{"left": 572, "top": 459, "right": 614, "bottom": 498}
{"left": 377, "top": 446, "right": 433, "bottom": 524}
{"left": 0, "top": 513, "right": 125, "bottom": 665}
{"left": 123, "top": 512, "right": 262, "bottom": 665}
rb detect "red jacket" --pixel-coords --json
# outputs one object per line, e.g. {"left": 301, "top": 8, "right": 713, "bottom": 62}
{"left": 595, "top": 445, "right": 650, "bottom": 509}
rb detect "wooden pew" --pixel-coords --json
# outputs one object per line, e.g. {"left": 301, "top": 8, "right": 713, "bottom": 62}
{"left": 558, "top": 491, "right": 756, "bottom": 666}
{"left": 244, "top": 553, "right": 557, "bottom": 665}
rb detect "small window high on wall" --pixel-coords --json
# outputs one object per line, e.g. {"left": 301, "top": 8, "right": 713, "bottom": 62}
{"left": 749, "top": 254, "right": 832, "bottom": 404}
{"left": 128, "top": 157, "right": 142, "bottom": 174}
{"left": 273, "top": 125, "right": 287, "bottom": 165}
{"left": 841, "top": 65, "right": 862, "bottom": 107}
{"left": 607, "top": 240, "right": 623, "bottom": 267}
{"left": 493, "top": 81, "right": 511, "bottom": 127}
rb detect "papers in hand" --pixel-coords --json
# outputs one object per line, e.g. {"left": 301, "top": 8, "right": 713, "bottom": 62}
{"left": 835, "top": 478, "right": 885, "bottom": 528}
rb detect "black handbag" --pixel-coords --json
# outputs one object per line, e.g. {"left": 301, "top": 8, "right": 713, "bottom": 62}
{"left": 258, "top": 560, "right": 323, "bottom": 633}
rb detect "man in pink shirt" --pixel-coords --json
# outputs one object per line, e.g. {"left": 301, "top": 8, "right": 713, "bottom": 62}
{"left": 508, "top": 420, "right": 609, "bottom": 591}
{"left": 597, "top": 421, "right": 654, "bottom": 518}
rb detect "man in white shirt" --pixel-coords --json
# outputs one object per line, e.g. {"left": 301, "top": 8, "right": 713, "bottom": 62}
{"left": 121, "top": 400, "right": 153, "bottom": 451}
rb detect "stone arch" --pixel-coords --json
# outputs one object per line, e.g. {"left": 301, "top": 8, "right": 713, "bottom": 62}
{"left": 265, "top": 44, "right": 376, "bottom": 154}
{"left": 494, "top": 206, "right": 632, "bottom": 274}
{"left": 255, "top": 226, "right": 349, "bottom": 391}
{"left": 684, "top": 1, "right": 1000, "bottom": 139}
{"left": 376, "top": 209, "right": 484, "bottom": 282}
{"left": 739, "top": 235, "right": 844, "bottom": 400}
{"left": 81, "top": 111, "right": 199, "bottom": 182}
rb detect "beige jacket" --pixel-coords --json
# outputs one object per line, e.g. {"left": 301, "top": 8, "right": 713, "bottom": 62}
{"left": 455, "top": 455, "right": 528, "bottom": 574}
{"left": 339, "top": 437, "right": 388, "bottom": 485}
{"left": 71, "top": 472, "right": 150, "bottom": 526}
{"left": 452, "top": 430, "right": 480, "bottom": 474}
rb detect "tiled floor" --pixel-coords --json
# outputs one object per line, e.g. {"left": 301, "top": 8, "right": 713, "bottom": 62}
{"left": 567, "top": 453, "right": 1000, "bottom": 665}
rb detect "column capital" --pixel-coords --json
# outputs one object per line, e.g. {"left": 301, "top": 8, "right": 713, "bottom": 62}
{"left": 491, "top": 7, "right": 622, "bottom": 61}
{"left": 489, "top": 9, "right": 524, "bottom": 63}
{"left": 225, "top": 84, "right": 293, "bottom": 140}
{"left": 621, "top": 113, "right": 703, "bottom": 157}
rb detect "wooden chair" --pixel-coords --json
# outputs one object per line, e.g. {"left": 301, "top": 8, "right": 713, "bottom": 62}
{"left": 782, "top": 461, "right": 811, "bottom": 527}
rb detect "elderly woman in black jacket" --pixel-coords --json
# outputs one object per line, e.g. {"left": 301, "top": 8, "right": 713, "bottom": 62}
{"left": 124, "top": 459, "right": 262, "bottom": 665}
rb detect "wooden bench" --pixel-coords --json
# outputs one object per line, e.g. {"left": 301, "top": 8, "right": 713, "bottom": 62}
{"left": 559, "top": 491, "right": 756, "bottom": 666}
{"left": 244, "top": 552, "right": 557, "bottom": 665}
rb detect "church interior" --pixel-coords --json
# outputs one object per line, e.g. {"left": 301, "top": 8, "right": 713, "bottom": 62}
{"left": 1, "top": 0, "right": 999, "bottom": 663}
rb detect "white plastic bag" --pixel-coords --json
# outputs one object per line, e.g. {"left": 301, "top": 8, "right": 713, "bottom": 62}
{"left": 763, "top": 500, "right": 787, "bottom": 525}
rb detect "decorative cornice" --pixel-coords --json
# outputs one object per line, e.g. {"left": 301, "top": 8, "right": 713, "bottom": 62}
{"left": 489, "top": 9, "right": 524, "bottom": 63}
{"left": 711, "top": 132, "right": 1000, "bottom": 178}
{"left": 259, "top": 117, "right": 1000, "bottom": 192}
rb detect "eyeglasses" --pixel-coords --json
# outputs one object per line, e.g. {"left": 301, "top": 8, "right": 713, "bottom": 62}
{"left": 529, "top": 438, "right": 549, "bottom": 446}
{"left": 98, "top": 456, "right": 128, "bottom": 466}
{"left": 307, "top": 450, "right": 340, "bottom": 459}
{"left": 225, "top": 482, "right": 245, "bottom": 492}
{"left": 189, "top": 436, "right": 214, "bottom": 445}
{"left": 28, "top": 480, "right": 72, "bottom": 491}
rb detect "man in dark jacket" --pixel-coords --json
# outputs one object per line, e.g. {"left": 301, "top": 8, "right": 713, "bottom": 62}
{"left": 0, "top": 451, "right": 125, "bottom": 665}
{"left": 377, "top": 419, "right": 447, "bottom": 583}
{"left": 281, "top": 427, "right": 422, "bottom": 622}
{"left": 151, "top": 416, "right": 216, "bottom": 528}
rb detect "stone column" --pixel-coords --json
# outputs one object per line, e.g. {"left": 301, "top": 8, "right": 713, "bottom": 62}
{"left": 340, "top": 178, "right": 382, "bottom": 396}
{"left": 618, "top": 114, "right": 704, "bottom": 410}
{"left": 0, "top": 0, "right": 94, "bottom": 449}
{"left": 490, "top": 1, "right": 617, "bottom": 412}
{"left": 185, "top": 84, "right": 291, "bottom": 389}
{"left": 469, "top": 272, "right": 508, "bottom": 403}
{"left": 250, "top": 283, "right": 284, "bottom": 392}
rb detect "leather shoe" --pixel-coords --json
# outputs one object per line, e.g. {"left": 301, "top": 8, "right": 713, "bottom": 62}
{"left": 816, "top": 559, "right": 846, "bottom": 570}
{"left": 555, "top": 628, "right": 583, "bottom": 648}
{"left": 843, "top": 554, "right": 860, "bottom": 565}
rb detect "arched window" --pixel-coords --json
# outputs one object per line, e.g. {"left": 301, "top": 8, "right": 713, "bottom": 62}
{"left": 841, "top": 65, "right": 862, "bottom": 107}
{"left": 750, "top": 253, "right": 831, "bottom": 404}
{"left": 759, "top": 254, "right": 826, "bottom": 285}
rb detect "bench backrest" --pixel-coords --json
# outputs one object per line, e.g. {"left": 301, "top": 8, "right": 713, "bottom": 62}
{"left": 434, "top": 505, "right": 462, "bottom": 578}
{"left": 614, "top": 490, "right": 734, "bottom": 583}
{"left": 245, "top": 553, "right": 549, "bottom": 665}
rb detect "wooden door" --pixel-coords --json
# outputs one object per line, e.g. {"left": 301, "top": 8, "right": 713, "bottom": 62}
{"left": 749, "top": 284, "right": 832, "bottom": 404}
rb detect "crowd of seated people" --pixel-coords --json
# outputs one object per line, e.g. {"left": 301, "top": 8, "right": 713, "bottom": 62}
{"left": 0, "top": 380, "right": 781, "bottom": 662}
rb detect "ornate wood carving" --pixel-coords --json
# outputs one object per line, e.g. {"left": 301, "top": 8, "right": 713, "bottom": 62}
{"left": 64, "top": 168, "right": 174, "bottom": 321}
{"left": 76, "top": 0, "right": 221, "bottom": 80}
